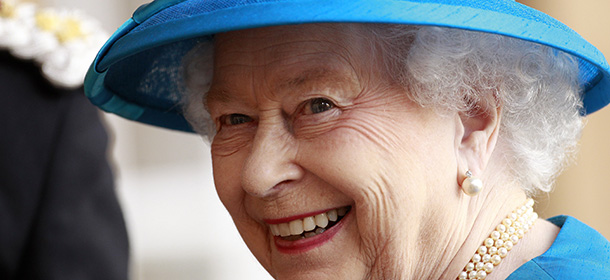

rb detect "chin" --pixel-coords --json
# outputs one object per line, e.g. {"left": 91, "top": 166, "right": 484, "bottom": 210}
{"left": 242, "top": 207, "right": 374, "bottom": 279}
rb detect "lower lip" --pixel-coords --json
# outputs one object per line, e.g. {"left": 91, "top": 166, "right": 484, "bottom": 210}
{"left": 273, "top": 210, "right": 351, "bottom": 254}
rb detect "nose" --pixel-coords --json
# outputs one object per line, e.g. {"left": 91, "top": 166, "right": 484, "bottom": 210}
{"left": 241, "top": 121, "right": 303, "bottom": 198}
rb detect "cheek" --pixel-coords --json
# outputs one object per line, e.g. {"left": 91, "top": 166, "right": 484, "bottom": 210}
{"left": 210, "top": 125, "right": 258, "bottom": 212}
{"left": 295, "top": 119, "right": 428, "bottom": 260}
{"left": 211, "top": 151, "right": 247, "bottom": 215}
{"left": 211, "top": 152, "right": 275, "bottom": 274}
{"left": 297, "top": 107, "right": 456, "bottom": 223}
{"left": 297, "top": 110, "right": 424, "bottom": 203}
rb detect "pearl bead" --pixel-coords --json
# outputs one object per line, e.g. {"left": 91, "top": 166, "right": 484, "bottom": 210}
{"left": 484, "top": 238, "right": 494, "bottom": 247}
{"left": 511, "top": 235, "right": 519, "bottom": 244}
{"left": 496, "top": 224, "right": 506, "bottom": 232}
{"left": 507, "top": 226, "right": 516, "bottom": 235}
{"left": 501, "top": 233, "right": 510, "bottom": 241}
{"left": 459, "top": 271, "right": 468, "bottom": 279}
{"left": 504, "top": 241, "right": 514, "bottom": 251}
{"left": 469, "top": 271, "right": 478, "bottom": 279}
{"left": 482, "top": 254, "right": 491, "bottom": 263}
{"left": 484, "top": 263, "right": 494, "bottom": 273}
{"left": 491, "top": 255, "right": 502, "bottom": 265}
{"left": 475, "top": 262, "right": 484, "bottom": 271}
{"left": 466, "top": 262, "right": 475, "bottom": 271}
{"left": 498, "top": 247, "right": 508, "bottom": 258}
{"left": 495, "top": 239, "right": 504, "bottom": 247}
{"left": 477, "top": 270, "right": 487, "bottom": 279}
{"left": 488, "top": 247, "right": 498, "bottom": 255}
{"left": 478, "top": 246, "right": 487, "bottom": 255}
{"left": 502, "top": 218, "right": 512, "bottom": 227}
{"left": 462, "top": 176, "right": 483, "bottom": 196}
{"left": 472, "top": 254, "right": 481, "bottom": 263}
{"left": 491, "top": 231, "right": 500, "bottom": 240}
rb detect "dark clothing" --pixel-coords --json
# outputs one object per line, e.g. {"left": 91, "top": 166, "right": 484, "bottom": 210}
{"left": 508, "top": 216, "right": 610, "bottom": 279}
{"left": 0, "top": 51, "right": 129, "bottom": 279}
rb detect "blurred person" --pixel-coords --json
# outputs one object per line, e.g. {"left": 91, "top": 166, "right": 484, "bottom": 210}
{"left": 86, "top": 0, "right": 610, "bottom": 279}
{"left": 0, "top": 1, "right": 129, "bottom": 279}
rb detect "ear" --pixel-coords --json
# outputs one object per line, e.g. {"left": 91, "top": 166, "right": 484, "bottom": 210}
{"left": 455, "top": 104, "right": 502, "bottom": 185}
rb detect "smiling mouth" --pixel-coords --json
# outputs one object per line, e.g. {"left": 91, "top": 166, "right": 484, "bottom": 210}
{"left": 269, "top": 206, "right": 351, "bottom": 241}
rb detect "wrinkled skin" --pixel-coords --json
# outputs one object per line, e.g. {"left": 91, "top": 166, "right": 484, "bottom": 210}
{"left": 206, "top": 24, "right": 489, "bottom": 279}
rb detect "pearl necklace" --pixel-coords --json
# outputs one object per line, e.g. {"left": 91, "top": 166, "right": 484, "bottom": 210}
{"left": 457, "top": 198, "right": 538, "bottom": 280}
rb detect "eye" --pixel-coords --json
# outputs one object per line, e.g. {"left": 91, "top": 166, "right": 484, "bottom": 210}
{"left": 220, "top": 114, "right": 253, "bottom": 126}
{"left": 305, "top": 98, "right": 335, "bottom": 114}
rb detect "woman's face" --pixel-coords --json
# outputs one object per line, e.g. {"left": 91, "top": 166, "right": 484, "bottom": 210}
{"left": 206, "top": 24, "right": 462, "bottom": 279}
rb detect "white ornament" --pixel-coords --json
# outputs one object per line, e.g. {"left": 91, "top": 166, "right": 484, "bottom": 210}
{"left": 462, "top": 170, "right": 483, "bottom": 196}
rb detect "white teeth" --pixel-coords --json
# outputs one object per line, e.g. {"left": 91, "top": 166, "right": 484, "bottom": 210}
{"left": 279, "top": 223, "right": 291, "bottom": 237}
{"left": 315, "top": 213, "right": 329, "bottom": 228}
{"left": 289, "top": 219, "right": 304, "bottom": 235}
{"left": 269, "top": 206, "right": 350, "bottom": 238}
{"left": 303, "top": 216, "right": 316, "bottom": 231}
{"left": 327, "top": 209, "right": 338, "bottom": 222}
{"left": 270, "top": 224, "right": 280, "bottom": 236}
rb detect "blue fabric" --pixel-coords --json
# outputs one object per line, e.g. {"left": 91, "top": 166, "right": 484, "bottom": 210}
{"left": 507, "top": 216, "right": 610, "bottom": 279}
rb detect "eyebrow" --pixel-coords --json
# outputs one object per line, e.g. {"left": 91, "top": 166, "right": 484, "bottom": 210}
{"left": 206, "top": 67, "right": 354, "bottom": 104}
{"left": 205, "top": 88, "right": 233, "bottom": 105}
{"left": 277, "top": 68, "right": 338, "bottom": 89}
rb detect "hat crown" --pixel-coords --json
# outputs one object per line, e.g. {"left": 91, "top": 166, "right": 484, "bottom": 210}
{"left": 85, "top": 0, "right": 610, "bottom": 132}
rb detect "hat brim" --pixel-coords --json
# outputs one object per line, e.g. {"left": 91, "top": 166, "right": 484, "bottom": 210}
{"left": 85, "top": 0, "right": 610, "bottom": 132}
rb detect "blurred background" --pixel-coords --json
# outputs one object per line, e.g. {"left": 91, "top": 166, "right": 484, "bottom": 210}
{"left": 33, "top": 0, "right": 272, "bottom": 279}
{"left": 26, "top": 0, "right": 610, "bottom": 279}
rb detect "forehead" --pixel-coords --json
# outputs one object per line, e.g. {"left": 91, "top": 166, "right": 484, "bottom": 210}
{"left": 207, "top": 24, "right": 378, "bottom": 103}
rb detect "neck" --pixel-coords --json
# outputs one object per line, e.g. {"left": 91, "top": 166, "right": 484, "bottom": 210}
{"left": 385, "top": 179, "right": 559, "bottom": 280}
{"left": 438, "top": 185, "right": 532, "bottom": 280}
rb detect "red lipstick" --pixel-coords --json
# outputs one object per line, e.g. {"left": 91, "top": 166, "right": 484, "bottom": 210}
{"left": 273, "top": 210, "right": 351, "bottom": 254}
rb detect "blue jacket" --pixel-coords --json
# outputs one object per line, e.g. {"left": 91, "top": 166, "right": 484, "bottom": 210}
{"left": 508, "top": 216, "right": 610, "bottom": 279}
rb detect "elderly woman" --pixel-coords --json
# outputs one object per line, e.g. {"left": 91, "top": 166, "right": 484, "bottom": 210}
{"left": 85, "top": 0, "right": 610, "bottom": 279}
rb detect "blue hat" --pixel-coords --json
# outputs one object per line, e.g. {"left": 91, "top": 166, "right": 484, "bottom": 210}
{"left": 85, "top": 0, "right": 610, "bottom": 132}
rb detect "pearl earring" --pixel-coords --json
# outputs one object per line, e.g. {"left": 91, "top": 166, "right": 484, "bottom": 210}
{"left": 462, "top": 170, "right": 483, "bottom": 196}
